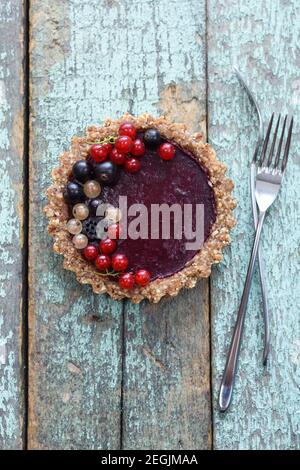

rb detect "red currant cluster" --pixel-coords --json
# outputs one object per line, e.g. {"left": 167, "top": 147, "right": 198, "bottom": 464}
{"left": 89, "top": 122, "right": 176, "bottom": 174}
{"left": 83, "top": 235, "right": 150, "bottom": 290}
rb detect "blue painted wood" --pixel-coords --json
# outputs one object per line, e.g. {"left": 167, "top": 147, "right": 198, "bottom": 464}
{"left": 0, "top": 0, "right": 25, "bottom": 449}
{"left": 208, "top": 0, "right": 300, "bottom": 450}
{"left": 120, "top": 0, "right": 211, "bottom": 449}
{"left": 29, "top": 0, "right": 124, "bottom": 449}
{"left": 28, "top": 0, "right": 211, "bottom": 449}
{"left": 27, "top": 0, "right": 300, "bottom": 450}
{"left": 123, "top": 288, "right": 211, "bottom": 450}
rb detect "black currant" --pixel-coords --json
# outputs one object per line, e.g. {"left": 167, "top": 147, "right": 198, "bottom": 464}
{"left": 81, "top": 217, "right": 99, "bottom": 241}
{"left": 65, "top": 181, "right": 85, "bottom": 204}
{"left": 93, "top": 161, "right": 119, "bottom": 185}
{"left": 89, "top": 198, "right": 102, "bottom": 216}
{"left": 72, "top": 160, "right": 92, "bottom": 183}
{"left": 143, "top": 128, "right": 161, "bottom": 148}
{"left": 82, "top": 217, "right": 109, "bottom": 241}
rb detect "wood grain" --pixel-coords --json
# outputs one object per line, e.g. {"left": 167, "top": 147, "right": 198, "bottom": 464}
{"left": 208, "top": 0, "right": 300, "bottom": 450}
{"left": 123, "top": 286, "right": 211, "bottom": 450}
{"left": 28, "top": 0, "right": 124, "bottom": 449}
{"left": 0, "top": 0, "right": 25, "bottom": 449}
{"left": 28, "top": 0, "right": 211, "bottom": 449}
{"left": 120, "top": 0, "right": 211, "bottom": 449}
{"left": 27, "top": 0, "right": 300, "bottom": 450}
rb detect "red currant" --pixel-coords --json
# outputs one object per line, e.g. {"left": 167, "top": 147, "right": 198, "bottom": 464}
{"left": 100, "top": 238, "right": 117, "bottom": 255}
{"left": 112, "top": 253, "right": 128, "bottom": 272}
{"left": 124, "top": 158, "right": 141, "bottom": 173}
{"left": 95, "top": 254, "right": 111, "bottom": 271}
{"left": 90, "top": 144, "right": 109, "bottom": 163}
{"left": 131, "top": 138, "right": 145, "bottom": 157}
{"left": 110, "top": 147, "right": 126, "bottom": 165}
{"left": 135, "top": 269, "right": 151, "bottom": 287}
{"left": 103, "top": 142, "right": 113, "bottom": 154}
{"left": 119, "top": 122, "right": 137, "bottom": 139}
{"left": 115, "top": 136, "right": 133, "bottom": 154}
{"left": 107, "top": 223, "right": 120, "bottom": 240}
{"left": 83, "top": 244, "right": 98, "bottom": 261}
{"left": 119, "top": 272, "right": 135, "bottom": 290}
{"left": 158, "top": 142, "right": 176, "bottom": 161}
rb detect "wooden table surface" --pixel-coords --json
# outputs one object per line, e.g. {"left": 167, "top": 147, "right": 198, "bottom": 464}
{"left": 0, "top": 0, "right": 299, "bottom": 450}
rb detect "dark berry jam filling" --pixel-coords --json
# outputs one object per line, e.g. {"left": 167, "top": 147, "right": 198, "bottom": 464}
{"left": 98, "top": 141, "right": 216, "bottom": 280}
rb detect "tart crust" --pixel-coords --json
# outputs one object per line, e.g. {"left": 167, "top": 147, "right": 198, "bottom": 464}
{"left": 44, "top": 113, "right": 236, "bottom": 303}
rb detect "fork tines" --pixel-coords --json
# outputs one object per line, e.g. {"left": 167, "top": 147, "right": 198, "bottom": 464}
{"left": 257, "top": 113, "right": 294, "bottom": 172}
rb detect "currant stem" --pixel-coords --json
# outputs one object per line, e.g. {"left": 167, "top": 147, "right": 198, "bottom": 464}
{"left": 86, "top": 136, "right": 117, "bottom": 145}
{"left": 96, "top": 270, "right": 120, "bottom": 277}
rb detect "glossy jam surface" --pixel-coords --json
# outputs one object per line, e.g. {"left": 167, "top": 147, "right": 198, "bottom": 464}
{"left": 99, "top": 144, "right": 216, "bottom": 280}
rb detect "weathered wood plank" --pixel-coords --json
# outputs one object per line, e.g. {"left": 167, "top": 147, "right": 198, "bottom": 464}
{"left": 121, "top": 0, "right": 211, "bottom": 450}
{"left": 28, "top": 0, "right": 124, "bottom": 449}
{"left": 29, "top": 0, "right": 211, "bottom": 449}
{"left": 208, "top": 0, "right": 300, "bottom": 449}
{"left": 124, "top": 287, "right": 211, "bottom": 450}
{"left": 0, "top": 0, "right": 25, "bottom": 449}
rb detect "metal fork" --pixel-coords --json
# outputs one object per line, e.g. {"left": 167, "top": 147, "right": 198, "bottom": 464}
{"left": 219, "top": 113, "right": 294, "bottom": 412}
{"left": 234, "top": 67, "right": 270, "bottom": 365}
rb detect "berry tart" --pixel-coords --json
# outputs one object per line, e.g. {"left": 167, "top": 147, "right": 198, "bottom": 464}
{"left": 45, "top": 113, "right": 236, "bottom": 303}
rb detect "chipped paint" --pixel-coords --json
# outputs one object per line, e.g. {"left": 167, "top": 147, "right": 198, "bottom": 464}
{"left": 209, "top": 0, "right": 300, "bottom": 450}
{"left": 121, "top": 0, "right": 211, "bottom": 450}
{"left": 0, "top": 80, "right": 10, "bottom": 149}
{"left": 159, "top": 81, "right": 206, "bottom": 136}
{"left": 0, "top": 0, "right": 24, "bottom": 449}
{"left": 29, "top": 0, "right": 211, "bottom": 450}
{"left": 123, "top": 287, "right": 211, "bottom": 450}
{"left": 67, "top": 362, "right": 83, "bottom": 377}
{"left": 0, "top": 159, "right": 19, "bottom": 251}
{"left": 0, "top": 344, "right": 6, "bottom": 365}
{"left": 11, "top": 112, "right": 24, "bottom": 160}
{"left": 0, "top": 316, "right": 18, "bottom": 443}
{"left": 22, "top": 0, "right": 300, "bottom": 451}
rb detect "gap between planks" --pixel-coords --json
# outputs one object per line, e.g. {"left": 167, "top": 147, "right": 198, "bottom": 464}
{"left": 22, "top": 0, "right": 30, "bottom": 450}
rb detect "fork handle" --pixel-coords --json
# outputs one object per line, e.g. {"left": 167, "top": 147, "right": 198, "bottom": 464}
{"left": 250, "top": 164, "right": 270, "bottom": 364}
{"left": 257, "top": 249, "right": 270, "bottom": 364}
{"left": 219, "top": 210, "right": 266, "bottom": 412}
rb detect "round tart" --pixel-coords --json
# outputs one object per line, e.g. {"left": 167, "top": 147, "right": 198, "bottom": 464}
{"left": 45, "top": 113, "right": 236, "bottom": 303}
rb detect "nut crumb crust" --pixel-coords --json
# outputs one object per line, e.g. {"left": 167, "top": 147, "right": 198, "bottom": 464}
{"left": 44, "top": 113, "right": 236, "bottom": 303}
